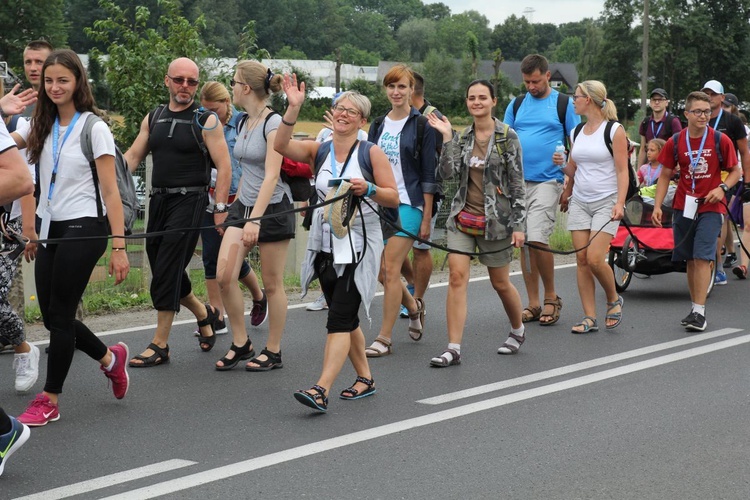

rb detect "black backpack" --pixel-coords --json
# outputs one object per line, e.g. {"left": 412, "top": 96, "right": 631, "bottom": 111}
{"left": 671, "top": 129, "right": 723, "bottom": 166}
{"left": 512, "top": 91, "right": 570, "bottom": 147}
{"left": 640, "top": 112, "right": 676, "bottom": 140}
{"left": 573, "top": 121, "right": 638, "bottom": 200}
{"left": 80, "top": 114, "right": 140, "bottom": 235}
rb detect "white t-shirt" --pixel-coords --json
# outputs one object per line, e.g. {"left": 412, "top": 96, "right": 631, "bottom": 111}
{"left": 570, "top": 121, "right": 622, "bottom": 202}
{"left": 18, "top": 111, "right": 116, "bottom": 221}
{"left": 7, "top": 117, "right": 35, "bottom": 220}
{"left": 378, "top": 115, "right": 409, "bottom": 205}
{"left": 0, "top": 119, "right": 15, "bottom": 153}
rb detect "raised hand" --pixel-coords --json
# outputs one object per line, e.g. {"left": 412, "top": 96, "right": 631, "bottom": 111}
{"left": 0, "top": 84, "right": 38, "bottom": 116}
{"left": 426, "top": 112, "right": 453, "bottom": 142}
{"left": 282, "top": 73, "right": 306, "bottom": 108}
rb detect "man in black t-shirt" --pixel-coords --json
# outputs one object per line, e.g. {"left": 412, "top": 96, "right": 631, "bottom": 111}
{"left": 124, "top": 57, "right": 232, "bottom": 367}
{"left": 637, "top": 88, "right": 683, "bottom": 168}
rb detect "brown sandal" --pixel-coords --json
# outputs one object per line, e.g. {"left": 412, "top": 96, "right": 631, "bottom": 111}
{"left": 408, "top": 298, "right": 426, "bottom": 341}
{"left": 539, "top": 296, "right": 562, "bottom": 326}
{"left": 522, "top": 305, "right": 542, "bottom": 323}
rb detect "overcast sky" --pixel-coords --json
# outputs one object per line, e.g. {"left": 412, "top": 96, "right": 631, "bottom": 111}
{"left": 429, "top": 0, "right": 607, "bottom": 27}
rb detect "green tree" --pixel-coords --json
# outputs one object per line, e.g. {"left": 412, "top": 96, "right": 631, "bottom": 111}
{"left": 328, "top": 44, "right": 381, "bottom": 66}
{"left": 275, "top": 45, "right": 308, "bottom": 60}
{"left": 422, "top": 49, "right": 461, "bottom": 115}
{"left": 552, "top": 36, "right": 583, "bottom": 63}
{"left": 577, "top": 22, "right": 604, "bottom": 81}
{"left": 596, "top": 0, "right": 639, "bottom": 119}
{"left": 238, "top": 20, "right": 270, "bottom": 61}
{"left": 436, "top": 11, "right": 491, "bottom": 59}
{"left": 422, "top": 2, "right": 451, "bottom": 22}
{"left": 0, "top": 0, "right": 68, "bottom": 69}
{"left": 396, "top": 18, "right": 437, "bottom": 62}
{"left": 88, "top": 52, "right": 111, "bottom": 110}
{"left": 86, "top": 0, "right": 216, "bottom": 146}
{"left": 533, "top": 23, "right": 562, "bottom": 57}
{"left": 491, "top": 15, "right": 538, "bottom": 61}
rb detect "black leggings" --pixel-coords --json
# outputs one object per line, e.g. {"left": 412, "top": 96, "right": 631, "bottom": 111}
{"left": 0, "top": 406, "right": 11, "bottom": 434}
{"left": 315, "top": 253, "right": 362, "bottom": 333}
{"left": 36, "top": 217, "right": 108, "bottom": 394}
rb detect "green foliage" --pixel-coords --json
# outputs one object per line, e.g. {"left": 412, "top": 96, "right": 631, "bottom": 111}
{"left": 346, "top": 78, "right": 390, "bottom": 118}
{"left": 85, "top": 0, "right": 217, "bottom": 146}
{"left": 0, "top": 0, "right": 68, "bottom": 69}
{"left": 553, "top": 36, "right": 583, "bottom": 63}
{"left": 329, "top": 44, "right": 382, "bottom": 67}
{"left": 395, "top": 18, "right": 437, "bottom": 62}
{"left": 436, "top": 11, "right": 492, "bottom": 59}
{"left": 422, "top": 49, "right": 462, "bottom": 114}
{"left": 238, "top": 20, "right": 270, "bottom": 61}
{"left": 491, "top": 15, "right": 538, "bottom": 61}
{"left": 275, "top": 45, "right": 307, "bottom": 60}
{"left": 88, "top": 52, "right": 111, "bottom": 110}
{"left": 596, "top": 0, "right": 639, "bottom": 120}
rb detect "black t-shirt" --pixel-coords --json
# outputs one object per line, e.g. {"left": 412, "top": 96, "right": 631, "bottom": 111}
{"left": 148, "top": 102, "right": 211, "bottom": 188}
{"left": 709, "top": 111, "right": 746, "bottom": 151}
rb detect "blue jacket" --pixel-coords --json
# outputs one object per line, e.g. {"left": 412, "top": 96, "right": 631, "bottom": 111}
{"left": 368, "top": 106, "right": 438, "bottom": 207}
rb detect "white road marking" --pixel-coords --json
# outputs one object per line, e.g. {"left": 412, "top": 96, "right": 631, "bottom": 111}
{"left": 100, "top": 333, "right": 750, "bottom": 500}
{"left": 417, "top": 328, "right": 743, "bottom": 404}
{"left": 12, "top": 459, "right": 197, "bottom": 500}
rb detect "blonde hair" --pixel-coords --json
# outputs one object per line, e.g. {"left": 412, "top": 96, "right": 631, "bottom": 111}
{"left": 334, "top": 91, "right": 372, "bottom": 119}
{"left": 200, "top": 81, "right": 232, "bottom": 121}
{"left": 577, "top": 80, "right": 618, "bottom": 121}
{"left": 235, "top": 60, "right": 283, "bottom": 100}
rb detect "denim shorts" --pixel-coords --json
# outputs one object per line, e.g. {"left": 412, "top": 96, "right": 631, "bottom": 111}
{"left": 567, "top": 194, "right": 621, "bottom": 236}
{"left": 672, "top": 210, "right": 722, "bottom": 262}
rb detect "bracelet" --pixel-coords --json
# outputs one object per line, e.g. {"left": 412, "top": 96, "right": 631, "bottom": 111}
{"left": 281, "top": 117, "right": 296, "bottom": 127}
{"left": 365, "top": 182, "right": 375, "bottom": 197}
{"left": 249, "top": 220, "right": 261, "bottom": 226}
{"left": 112, "top": 247, "right": 126, "bottom": 252}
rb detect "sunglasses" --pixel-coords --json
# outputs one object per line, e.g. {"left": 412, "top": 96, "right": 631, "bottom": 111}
{"left": 167, "top": 75, "right": 199, "bottom": 87}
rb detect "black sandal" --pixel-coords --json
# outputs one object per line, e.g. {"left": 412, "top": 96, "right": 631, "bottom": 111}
{"left": 215, "top": 338, "right": 255, "bottom": 371}
{"left": 129, "top": 343, "right": 170, "bottom": 368}
{"left": 293, "top": 385, "right": 328, "bottom": 412}
{"left": 245, "top": 348, "right": 283, "bottom": 371}
{"left": 197, "top": 304, "right": 219, "bottom": 352}
{"left": 340, "top": 376, "right": 376, "bottom": 400}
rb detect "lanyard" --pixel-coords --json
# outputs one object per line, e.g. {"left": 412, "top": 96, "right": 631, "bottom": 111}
{"left": 710, "top": 108, "right": 723, "bottom": 131}
{"left": 329, "top": 140, "right": 359, "bottom": 178}
{"left": 647, "top": 165, "right": 661, "bottom": 186}
{"left": 650, "top": 112, "right": 666, "bottom": 139}
{"left": 685, "top": 127, "right": 708, "bottom": 194}
{"left": 48, "top": 112, "right": 81, "bottom": 204}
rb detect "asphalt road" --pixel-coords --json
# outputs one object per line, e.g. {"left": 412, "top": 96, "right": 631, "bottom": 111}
{"left": 2, "top": 263, "right": 749, "bottom": 500}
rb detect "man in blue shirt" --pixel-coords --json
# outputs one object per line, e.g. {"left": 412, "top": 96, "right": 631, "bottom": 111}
{"left": 504, "top": 54, "right": 580, "bottom": 327}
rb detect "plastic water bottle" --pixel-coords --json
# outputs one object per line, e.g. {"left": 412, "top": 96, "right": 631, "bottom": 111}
{"left": 555, "top": 141, "right": 566, "bottom": 166}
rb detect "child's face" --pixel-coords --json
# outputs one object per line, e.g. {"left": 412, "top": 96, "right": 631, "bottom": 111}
{"left": 646, "top": 142, "right": 661, "bottom": 162}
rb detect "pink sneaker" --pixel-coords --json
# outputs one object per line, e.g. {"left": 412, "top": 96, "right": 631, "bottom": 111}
{"left": 102, "top": 342, "right": 130, "bottom": 399}
{"left": 17, "top": 394, "right": 60, "bottom": 427}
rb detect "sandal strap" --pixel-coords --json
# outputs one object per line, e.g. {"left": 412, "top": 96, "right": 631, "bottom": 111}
{"left": 508, "top": 332, "right": 525, "bottom": 344}
{"left": 147, "top": 342, "right": 169, "bottom": 358}
{"left": 197, "top": 304, "right": 218, "bottom": 328}
{"left": 310, "top": 385, "right": 328, "bottom": 403}
{"left": 374, "top": 336, "right": 392, "bottom": 347}
{"left": 259, "top": 348, "right": 282, "bottom": 363}
{"left": 355, "top": 376, "right": 374, "bottom": 388}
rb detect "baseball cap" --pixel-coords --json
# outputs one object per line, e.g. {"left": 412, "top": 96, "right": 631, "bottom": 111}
{"left": 723, "top": 93, "right": 739, "bottom": 107}
{"left": 650, "top": 88, "right": 668, "bottom": 99}
{"left": 701, "top": 80, "right": 724, "bottom": 95}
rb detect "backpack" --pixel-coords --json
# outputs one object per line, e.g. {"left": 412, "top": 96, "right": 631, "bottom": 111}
{"left": 239, "top": 109, "right": 314, "bottom": 202}
{"left": 458, "top": 123, "right": 511, "bottom": 159}
{"left": 573, "top": 121, "right": 638, "bottom": 200}
{"left": 672, "top": 129, "right": 723, "bottom": 166}
{"left": 148, "top": 104, "right": 213, "bottom": 184}
{"left": 640, "top": 112, "right": 676, "bottom": 140}
{"left": 80, "top": 114, "right": 139, "bottom": 235}
{"left": 314, "top": 140, "right": 401, "bottom": 238}
{"left": 512, "top": 91, "right": 570, "bottom": 147}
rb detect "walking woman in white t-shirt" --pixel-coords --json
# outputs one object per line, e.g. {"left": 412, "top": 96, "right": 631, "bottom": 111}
{"left": 10, "top": 49, "right": 131, "bottom": 426}
{"left": 557, "top": 80, "right": 627, "bottom": 334}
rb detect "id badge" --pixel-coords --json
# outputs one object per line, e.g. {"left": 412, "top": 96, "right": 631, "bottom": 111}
{"left": 683, "top": 194, "right": 699, "bottom": 220}
{"left": 39, "top": 207, "right": 52, "bottom": 248}
{"left": 332, "top": 231, "right": 354, "bottom": 264}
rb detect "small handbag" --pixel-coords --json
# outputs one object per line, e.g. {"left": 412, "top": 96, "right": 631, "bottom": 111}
{"left": 455, "top": 210, "right": 486, "bottom": 236}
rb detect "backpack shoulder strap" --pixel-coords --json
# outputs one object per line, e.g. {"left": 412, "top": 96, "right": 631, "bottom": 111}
{"left": 80, "top": 113, "right": 105, "bottom": 220}
{"left": 415, "top": 114, "right": 428, "bottom": 159}
{"left": 556, "top": 92, "right": 568, "bottom": 141}
{"left": 262, "top": 108, "right": 279, "bottom": 142}
{"left": 572, "top": 123, "right": 585, "bottom": 142}
{"left": 237, "top": 111, "right": 248, "bottom": 134}
{"left": 714, "top": 129, "right": 723, "bottom": 165}
{"left": 512, "top": 93, "right": 526, "bottom": 118}
{"left": 148, "top": 104, "right": 167, "bottom": 134}
{"left": 493, "top": 123, "right": 510, "bottom": 157}
{"left": 423, "top": 105, "right": 436, "bottom": 116}
{"left": 314, "top": 140, "right": 331, "bottom": 177}
{"left": 6, "top": 115, "right": 20, "bottom": 133}
{"left": 672, "top": 131, "right": 681, "bottom": 165}
{"left": 357, "top": 141, "right": 375, "bottom": 182}
{"left": 604, "top": 120, "right": 615, "bottom": 157}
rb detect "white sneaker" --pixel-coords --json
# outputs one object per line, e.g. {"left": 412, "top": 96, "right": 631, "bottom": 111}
{"left": 306, "top": 294, "right": 328, "bottom": 311}
{"left": 13, "top": 344, "right": 40, "bottom": 393}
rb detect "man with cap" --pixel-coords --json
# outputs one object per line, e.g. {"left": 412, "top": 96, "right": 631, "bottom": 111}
{"left": 701, "top": 80, "right": 750, "bottom": 285}
{"left": 637, "top": 88, "right": 683, "bottom": 168}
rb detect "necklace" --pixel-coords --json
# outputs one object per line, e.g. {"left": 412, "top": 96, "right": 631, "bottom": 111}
{"left": 238, "top": 107, "right": 266, "bottom": 164}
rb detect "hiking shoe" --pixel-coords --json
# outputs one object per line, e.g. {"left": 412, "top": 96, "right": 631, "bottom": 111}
{"left": 723, "top": 253, "right": 738, "bottom": 269}
{"left": 683, "top": 312, "right": 707, "bottom": 332}
{"left": 13, "top": 344, "right": 40, "bottom": 393}
{"left": 251, "top": 290, "right": 269, "bottom": 326}
{"left": 305, "top": 294, "right": 328, "bottom": 312}
{"left": 733, "top": 265, "right": 747, "bottom": 280}
{"left": 215, "top": 317, "right": 228, "bottom": 334}
{"left": 101, "top": 342, "right": 130, "bottom": 400}
{"left": 399, "top": 304, "right": 409, "bottom": 318}
{"left": 714, "top": 270, "right": 728, "bottom": 286}
{"left": 0, "top": 416, "right": 30, "bottom": 477}
{"left": 17, "top": 394, "right": 60, "bottom": 427}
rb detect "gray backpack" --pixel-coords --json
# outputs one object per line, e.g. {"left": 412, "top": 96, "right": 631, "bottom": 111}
{"left": 80, "top": 114, "right": 139, "bottom": 235}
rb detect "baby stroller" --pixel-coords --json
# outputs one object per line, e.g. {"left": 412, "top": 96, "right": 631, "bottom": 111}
{"left": 608, "top": 196, "right": 717, "bottom": 295}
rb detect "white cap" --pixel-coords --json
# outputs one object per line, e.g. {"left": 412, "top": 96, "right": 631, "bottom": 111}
{"left": 701, "top": 80, "right": 724, "bottom": 95}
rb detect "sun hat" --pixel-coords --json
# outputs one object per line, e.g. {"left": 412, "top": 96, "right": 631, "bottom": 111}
{"left": 324, "top": 181, "right": 358, "bottom": 239}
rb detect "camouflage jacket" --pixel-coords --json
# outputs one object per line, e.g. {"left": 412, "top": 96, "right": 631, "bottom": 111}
{"left": 439, "top": 118, "right": 526, "bottom": 240}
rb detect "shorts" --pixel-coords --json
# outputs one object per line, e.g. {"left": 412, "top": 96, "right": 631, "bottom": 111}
{"left": 447, "top": 228, "right": 513, "bottom": 268}
{"left": 525, "top": 181, "right": 562, "bottom": 244}
{"left": 392, "top": 203, "right": 424, "bottom": 239}
{"left": 567, "top": 194, "right": 621, "bottom": 236}
{"left": 672, "top": 210, "right": 722, "bottom": 262}
{"left": 413, "top": 201, "right": 440, "bottom": 250}
{"left": 200, "top": 210, "right": 251, "bottom": 280}
{"left": 226, "top": 196, "right": 296, "bottom": 243}
{"left": 315, "top": 252, "right": 361, "bottom": 333}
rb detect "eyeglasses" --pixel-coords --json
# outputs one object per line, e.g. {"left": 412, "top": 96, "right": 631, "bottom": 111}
{"left": 230, "top": 79, "right": 248, "bottom": 87}
{"left": 687, "top": 109, "right": 712, "bottom": 117}
{"left": 167, "top": 75, "right": 199, "bottom": 87}
{"left": 332, "top": 104, "right": 361, "bottom": 117}
{"left": 650, "top": 98, "right": 666, "bottom": 103}
{"left": 571, "top": 95, "right": 588, "bottom": 101}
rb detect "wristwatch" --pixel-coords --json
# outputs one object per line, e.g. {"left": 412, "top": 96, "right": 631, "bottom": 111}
{"left": 719, "top": 183, "right": 729, "bottom": 193}
{"left": 214, "top": 202, "right": 228, "bottom": 213}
